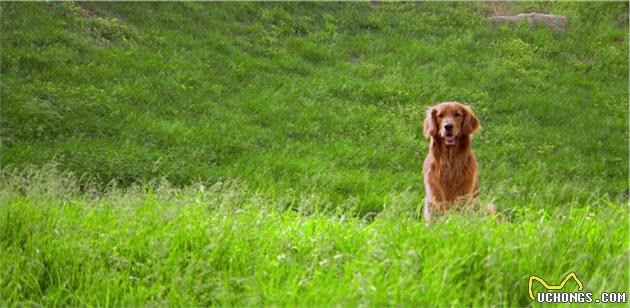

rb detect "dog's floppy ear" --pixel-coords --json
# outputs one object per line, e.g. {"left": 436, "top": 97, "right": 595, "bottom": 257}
{"left": 423, "top": 107, "right": 438, "bottom": 138}
{"left": 462, "top": 105, "right": 480, "bottom": 135}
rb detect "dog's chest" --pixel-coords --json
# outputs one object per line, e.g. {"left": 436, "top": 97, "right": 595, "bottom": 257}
{"left": 437, "top": 159, "right": 469, "bottom": 184}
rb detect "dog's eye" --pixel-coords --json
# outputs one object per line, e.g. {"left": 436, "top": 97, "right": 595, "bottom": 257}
{"left": 454, "top": 113, "right": 462, "bottom": 117}
{"left": 437, "top": 114, "right": 443, "bottom": 118}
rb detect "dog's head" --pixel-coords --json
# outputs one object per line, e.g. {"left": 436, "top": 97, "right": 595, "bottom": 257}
{"left": 423, "top": 102, "right": 480, "bottom": 145}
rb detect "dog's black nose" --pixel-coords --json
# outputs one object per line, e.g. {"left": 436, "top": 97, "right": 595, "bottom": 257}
{"left": 444, "top": 123, "right": 453, "bottom": 131}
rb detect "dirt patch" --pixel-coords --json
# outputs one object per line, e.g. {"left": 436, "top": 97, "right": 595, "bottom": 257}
{"left": 349, "top": 56, "right": 361, "bottom": 66}
{"left": 479, "top": 1, "right": 515, "bottom": 18}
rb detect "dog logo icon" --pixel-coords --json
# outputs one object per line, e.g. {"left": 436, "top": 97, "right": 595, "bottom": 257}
{"left": 528, "top": 272, "right": 584, "bottom": 301}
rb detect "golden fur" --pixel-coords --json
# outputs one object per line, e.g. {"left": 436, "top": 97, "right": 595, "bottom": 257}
{"left": 422, "top": 102, "right": 480, "bottom": 224}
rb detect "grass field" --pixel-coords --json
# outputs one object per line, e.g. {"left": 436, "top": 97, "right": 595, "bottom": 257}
{"left": 1, "top": 1, "right": 628, "bottom": 306}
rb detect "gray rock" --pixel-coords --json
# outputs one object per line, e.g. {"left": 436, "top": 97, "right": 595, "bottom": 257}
{"left": 488, "top": 12, "right": 567, "bottom": 31}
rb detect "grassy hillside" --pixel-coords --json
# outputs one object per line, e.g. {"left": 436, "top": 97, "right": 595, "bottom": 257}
{"left": 1, "top": 1, "right": 628, "bottom": 306}
{"left": 2, "top": 2, "right": 628, "bottom": 211}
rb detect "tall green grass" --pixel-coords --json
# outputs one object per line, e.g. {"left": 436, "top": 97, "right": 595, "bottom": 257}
{"left": 0, "top": 166, "right": 627, "bottom": 306}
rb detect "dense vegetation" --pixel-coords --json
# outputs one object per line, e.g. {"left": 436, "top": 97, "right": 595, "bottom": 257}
{"left": 1, "top": 2, "right": 627, "bottom": 306}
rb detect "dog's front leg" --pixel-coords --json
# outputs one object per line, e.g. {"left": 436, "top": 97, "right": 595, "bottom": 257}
{"left": 423, "top": 190, "right": 434, "bottom": 226}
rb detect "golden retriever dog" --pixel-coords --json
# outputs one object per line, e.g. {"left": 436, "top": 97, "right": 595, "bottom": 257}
{"left": 422, "top": 102, "right": 490, "bottom": 224}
